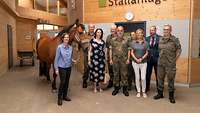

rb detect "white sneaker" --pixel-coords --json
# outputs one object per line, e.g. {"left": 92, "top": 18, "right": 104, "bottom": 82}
{"left": 143, "top": 92, "right": 147, "bottom": 98}
{"left": 136, "top": 92, "right": 141, "bottom": 98}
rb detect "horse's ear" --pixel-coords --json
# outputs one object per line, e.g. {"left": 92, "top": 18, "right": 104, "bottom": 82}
{"left": 75, "top": 19, "right": 79, "bottom": 25}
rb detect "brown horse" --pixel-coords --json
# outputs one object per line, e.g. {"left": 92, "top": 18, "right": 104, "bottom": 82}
{"left": 36, "top": 19, "right": 85, "bottom": 91}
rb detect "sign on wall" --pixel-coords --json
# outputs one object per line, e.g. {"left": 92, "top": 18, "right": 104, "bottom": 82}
{"left": 99, "top": 0, "right": 167, "bottom": 8}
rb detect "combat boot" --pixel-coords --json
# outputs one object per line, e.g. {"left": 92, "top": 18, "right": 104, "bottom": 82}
{"left": 169, "top": 91, "right": 176, "bottom": 104}
{"left": 123, "top": 86, "right": 129, "bottom": 96}
{"left": 63, "top": 96, "right": 71, "bottom": 101}
{"left": 153, "top": 90, "right": 164, "bottom": 100}
{"left": 112, "top": 86, "right": 120, "bottom": 96}
{"left": 57, "top": 98, "right": 62, "bottom": 106}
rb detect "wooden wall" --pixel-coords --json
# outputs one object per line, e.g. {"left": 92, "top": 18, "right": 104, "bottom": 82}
{"left": 2, "top": 0, "right": 16, "bottom": 11}
{"left": 81, "top": 0, "right": 191, "bottom": 84}
{"left": 16, "top": 18, "right": 37, "bottom": 51}
{"left": 0, "top": 0, "right": 69, "bottom": 77}
{"left": 18, "top": 0, "right": 34, "bottom": 9}
{"left": 0, "top": 5, "right": 17, "bottom": 76}
{"left": 68, "top": 0, "right": 83, "bottom": 24}
{"left": 84, "top": 0, "right": 190, "bottom": 23}
{"left": 193, "top": 0, "right": 200, "bottom": 19}
{"left": 190, "top": 0, "right": 200, "bottom": 85}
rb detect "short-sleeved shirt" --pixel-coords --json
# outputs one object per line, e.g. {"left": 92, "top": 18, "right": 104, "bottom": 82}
{"left": 130, "top": 40, "right": 149, "bottom": 63}
{"left": 128, "top": 39, "right": 136, "bottom": 61}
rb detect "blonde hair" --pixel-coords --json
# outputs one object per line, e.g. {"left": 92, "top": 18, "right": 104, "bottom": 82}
{"left": 136, "top": 28, "right": 145, "bottom": 40}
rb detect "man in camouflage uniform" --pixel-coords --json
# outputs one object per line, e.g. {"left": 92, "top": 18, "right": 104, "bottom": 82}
{"left": 154, "top": 24, "right": 182, "bottom": 104}
{"left": 105, "top": 25, "right": 117, "bottom": 89}
{"left": 109, "top": 26, "right": 129, "bottom": 96}
{"left": 82, "top": 24, "right": 95, "bottom": 88}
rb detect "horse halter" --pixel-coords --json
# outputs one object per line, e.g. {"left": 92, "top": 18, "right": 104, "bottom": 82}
{"left": 74, "top": 31, "right": 81, "bottom": 43}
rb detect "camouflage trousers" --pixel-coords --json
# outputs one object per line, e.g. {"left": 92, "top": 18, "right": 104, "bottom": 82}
{"left": 157, "top": 65, "right": 176, "bottom": 92}
{"left": 112, "top": 57, "right": 128, "bottom": 87}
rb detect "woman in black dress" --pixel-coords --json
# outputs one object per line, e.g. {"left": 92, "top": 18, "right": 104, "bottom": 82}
{"left": 88, "top": 28, "right": 106, "bottom": 93}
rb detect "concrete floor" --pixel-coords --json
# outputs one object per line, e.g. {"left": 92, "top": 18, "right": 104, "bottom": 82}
{"left": 0, "top": 65, "right": 200, "bottom": 113}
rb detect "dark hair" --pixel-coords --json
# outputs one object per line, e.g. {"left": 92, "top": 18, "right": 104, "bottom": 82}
{"left": 62, "top": 32, "right": 69, "bottom": 38}
{"left": 94, "top": 28, "right": 103, "bottom": 39}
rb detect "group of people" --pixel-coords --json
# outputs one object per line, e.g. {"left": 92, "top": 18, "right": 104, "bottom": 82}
{"left": 54, "top": 23, "right": 182, "bottom": 106}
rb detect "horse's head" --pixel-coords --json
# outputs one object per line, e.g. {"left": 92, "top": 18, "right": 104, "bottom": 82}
{"left": 69, "top": 19, "right": 85, "bottom": 44}
{"left": 56, "top": 19, "right": 86, "bottom": 46}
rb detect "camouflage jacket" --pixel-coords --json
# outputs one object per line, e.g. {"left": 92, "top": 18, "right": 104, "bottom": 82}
{"left": 109, "top": 36, "right": 129, "bottom": 60}
{"left": 106, "top": 34, "right": 115, "bottom": 48}
{"left": 158, "top": 35, "right": 182, "bottom": 66}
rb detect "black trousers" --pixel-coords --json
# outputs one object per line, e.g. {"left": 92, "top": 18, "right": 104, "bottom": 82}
{"left": 82, "top": 51, "right": 89, "bottom": 83}
{"left": 58, "top": 67, "right": 71, "bottom": 99}
{"left": 146, "top": 58, "right": 158, "bottom": 91}
{"left": 128, "top": 61, "right": 135, "bottom": 86}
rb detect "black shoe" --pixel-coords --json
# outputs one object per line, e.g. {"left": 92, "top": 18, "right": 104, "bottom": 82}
{"left": 112, "top": 89, "right": 119, "bottom": 96}
{"left": 106, "top": 81, "right": 113, "bottom": 89}
{"left": 153, "top": 90, "right": 164, "bottom": 100}
{"left": 82, "top": 81, "right": 87, "bottom": 88}
{"left": 123, "top": 86, "right": 129, "bottom": 96}
{"left": 63, "top": 96, "right": 71, "bottom": 101}
{"left": 154, "top": 94, "right": 164, "bottom": 100}
{"left": 169, "top": 98, "right": 176, "bottom": 104}
{"left": 169, "top": 92, "right": 176, "bottom": 104}
{"left": 57, "top": 99, "right": 62, "bottom": 106}
{"left": 145, "top": 88, "right": 150, "bottom": 93}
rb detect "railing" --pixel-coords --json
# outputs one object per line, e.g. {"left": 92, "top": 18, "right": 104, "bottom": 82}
{"left": 17, "top": 6, "right": 68, "bottom": 26}
{"left": 17, "top": 0, "right": 68, "bottom": 16}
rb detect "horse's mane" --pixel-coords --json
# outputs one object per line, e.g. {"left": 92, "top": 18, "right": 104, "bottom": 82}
{"left": 56, "top": 24, "right": 74, "bottom": 37}
{"left": 56, "top": 19, "right": 85, "bottom": 37}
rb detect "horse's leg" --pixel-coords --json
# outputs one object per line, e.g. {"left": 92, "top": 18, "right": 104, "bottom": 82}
{"left": 39, "top": 61, "right": 44, "bottom": 77}
{"left": 44, "top": 62, "right": 51, "bottom": 82}
{"left": 52, "top": 66, "right": 57, "bottom": 91}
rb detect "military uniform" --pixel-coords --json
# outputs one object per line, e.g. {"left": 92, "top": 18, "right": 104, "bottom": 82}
{"left": 109, "top": 36, "right": 129, "bottom": 88}
{"left": 155, "top": 35, "right": 181, "bottom": 103}
{"left": 105, "top": 34, "right": 115, "bottom": 88}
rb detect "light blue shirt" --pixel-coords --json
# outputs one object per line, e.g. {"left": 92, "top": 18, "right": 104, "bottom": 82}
{"left": 54, "top": 43, "right": 72, "bottom": 71}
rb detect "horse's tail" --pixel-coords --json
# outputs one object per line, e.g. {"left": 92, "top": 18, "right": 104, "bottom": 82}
{"left": 36, "top": 38, "right": 42, "bottom": 59}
